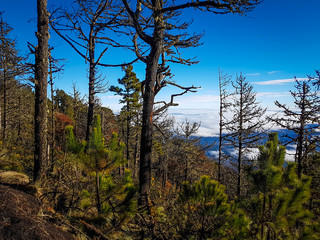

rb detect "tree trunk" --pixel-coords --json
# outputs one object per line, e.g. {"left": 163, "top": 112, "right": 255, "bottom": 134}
{"left": 17, "top": 95, "right": 21, "bottom": 142}
{"left": 296, "top": 83, "right": 306, "bottom": 178}
{"left": 34, "top": 0, "right": 49, "bottom": 182}
{"left": 138, "top": 45, "right": 160, "bottom": 207}
{"left": 126, "top": 101, "right": 130, "bottom": 169}
{"left": 237, "top": 140, "right": 242, "bottom": 197}
{"left": 96, "top": 169, "right": 101, "bottom": 213}
{"left": 133, "top": 117, "right": 139, "bottom": 178}
{"left": 49, "top": 52, "right": 55, "bottom": 169}
{"left": 85, "top": 34, "right": 95, "bottom": 144}
{"left": 2, "top": 67, "right": 7, "bottom": 140}
{"left": 218, "top": 105, "right": 223, "bottom": 182}
{"left": 237, "top": 84, "right": 244, "bottom": 197}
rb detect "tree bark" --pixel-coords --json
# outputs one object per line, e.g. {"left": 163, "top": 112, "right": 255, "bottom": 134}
{"left": 34, "top": 0, "right": 49, "bottom": 182}
{"left": 49, "top": 53, "right": 55, "bottom": 170}
{"left": 85, "top": 33, "right": 95, "bottom": 144}
{"left": 2, "top": 66, "right": 7, "bottom": 140}
{"left": 296, "top": 83, "right": 306, "bottom": 178}
{"left": 139, "top": 44, "right": 161, "bottom": 207}
{"left": 237, "top": 81, "right": 244, "bottom": 197}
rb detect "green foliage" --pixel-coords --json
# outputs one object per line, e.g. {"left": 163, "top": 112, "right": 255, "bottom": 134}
{"left": 110, "top": 65, "right": 141, "bottom": 173}
{"left": 54, "top": 89, "right": 76, "bottom": 119}
{"left": 175, "top": 175, "right": 250, "bottom": 240}
{"left": 249, "top": 132, "right": 285, "bottom": 194}
{"left": 88, "top": 114, "right": 104, "bottom": 150}
{"left": 78, "top": 114, "right": 137, "bottom": 235}
{"left": 244, "top": 133, "right": 314, "bottom": 239}
{"left": 110, "top": 65, "right": 141, "bottom": 110}
{"left": 65, "top": 125, "right": 85, "bottom": 154}
{"left": 107, "top": 132, "right": 126, "bottom": 167}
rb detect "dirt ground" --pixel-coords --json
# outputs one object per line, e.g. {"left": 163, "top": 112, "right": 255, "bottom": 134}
{"left": 0, "top": 184, "right": 75, "bottom": 240}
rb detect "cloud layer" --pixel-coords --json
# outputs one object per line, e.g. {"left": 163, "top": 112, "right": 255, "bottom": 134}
{"left": 253, "top": 78, "right": 307, "bottom": 85}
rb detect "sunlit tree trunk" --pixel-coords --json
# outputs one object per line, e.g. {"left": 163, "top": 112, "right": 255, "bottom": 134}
{"left": 34, "top": 0, "right": 49, "bottom": 182}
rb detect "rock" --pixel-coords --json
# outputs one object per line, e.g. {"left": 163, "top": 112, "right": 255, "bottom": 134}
{"left": 0, "top": 171, "right": 37, "bottom": 195}
{"left": 0, "top": 171, "right": 30, "bottom": 185}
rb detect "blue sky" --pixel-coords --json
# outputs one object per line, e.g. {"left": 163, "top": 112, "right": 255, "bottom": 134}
{"left": 1, "top": 0, "right": 320, "bottom": 136}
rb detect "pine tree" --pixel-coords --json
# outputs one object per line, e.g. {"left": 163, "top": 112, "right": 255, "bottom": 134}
{"left": 244, "top": 133, "right": 314, "bottom": 239}
{"left": 110, "top": 65, "right": 141, "bottom": 174}
{"left": 80, "top": 115, "right": 136, "bottom": 216}
{"left": 64, "top": 115, "right": 137, "bottom": 236}
{"left": 122, "top": 0, "right": 261, "bottom": 208}
{"left": 176, "top": 175, "right": 250, "bottom": 240}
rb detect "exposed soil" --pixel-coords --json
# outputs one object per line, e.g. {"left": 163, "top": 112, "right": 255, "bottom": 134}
{"left": 0, "top": 184, "right": 76, "bottom": 240}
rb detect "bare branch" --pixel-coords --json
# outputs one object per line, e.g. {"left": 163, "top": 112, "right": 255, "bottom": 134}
{"left": 50, "top": 23, "right": 87, "bottom": 60}
{"left": 158, "top": 0, "right": 260, "bottom": 14}
{"left": 154, "top": 83, "right": 200, "bottom": 114}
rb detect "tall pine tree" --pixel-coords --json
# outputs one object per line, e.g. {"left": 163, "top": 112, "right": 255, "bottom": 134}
{"left": 110, "top": 65, "right": 141, "bottom": 174}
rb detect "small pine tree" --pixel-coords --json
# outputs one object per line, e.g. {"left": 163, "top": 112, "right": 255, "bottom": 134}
{"left": 245, "top": 133, "right": 314, "bottom": 239}
{"left": 81, "top": 115, "right": 136, "bottom": 235}
{"left": 176, "top": 175, "right": 250, "bottom": 240}
{"left": 64, "top": 115, "right": 137, "bottom": 237}
{"left": 65, "top": 125, "right": 85, "bottom": 154}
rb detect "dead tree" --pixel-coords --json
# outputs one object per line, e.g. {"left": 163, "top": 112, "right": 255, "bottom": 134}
{"left": 0, "top": 14, "right": 25, "bottom": 141}
{"left": 270, "top": 77, "right": 320, "bottom": 178}
{"left": 48, "top": 48, "right": 64, "bottom": 170}
{"left": 217, "top": 69, "right": 232, "bottom": 182}
{"left": 50, "top": 0, "right": 136, "bottom": 143}
{"left": 122, "top": 0, "right": 261, "bottom": 207}
{"left": 225, "top": 74, "right": 266, "bottom": 197}
{"left": 34, "top": 0, "right": 49, "bottom": 182}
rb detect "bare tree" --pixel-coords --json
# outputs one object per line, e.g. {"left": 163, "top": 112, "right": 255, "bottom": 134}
{"left": 225, "top": 74, "right": 266, "bottom": 197}
{"left": 34, "top": 0, "right": 49, "bottom": 181}
{"left": 217, "top": 69, "right": 232, "bottom": 182}
{"left": 270, "top": 77, "right": 320, "bottom": 178}
{"left": 48, "top": 47, "right": 64, "bottom": 170}
{"left": 175, "top": 119, "right": 200, "bottom": 182}
{"left": 122, "top": 0, "right": 261, "bottom": 207}
{"left": 0, "top": 13, "right": 25, "bottom": 141}
{"left": 50, "top": 0, "right": 135, "bottom": 143}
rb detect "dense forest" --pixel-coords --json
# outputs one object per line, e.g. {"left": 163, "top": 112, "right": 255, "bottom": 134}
{"left": 0, "top": 0, "right": 320, "bottom": 239}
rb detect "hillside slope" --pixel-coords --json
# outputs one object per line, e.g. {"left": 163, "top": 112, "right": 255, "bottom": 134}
{"left": 0, "top": 184, "right": 75, "bottom": 240}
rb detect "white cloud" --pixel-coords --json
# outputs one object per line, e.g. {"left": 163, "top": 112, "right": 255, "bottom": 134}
{"left": 169, "top": 94, "right": 219, "bottom": 109}
{"left": 256, "top": 92, "right": 290, "bottom": 98}
{"left": 208, "top": 150, "right": 219, "bottom": 158}
{"left": 285, "top": 147, "right": 296, "bottom": 162}
{"left": 101, "top": 95, "right": 121, "bottom": 100}
{"left": 268, "top": 71, "right": 281, "bottom": 74}
{"left": 246, "top": 73, "right": 261, "bottom": 76}
{"left": 177, "top": 95, "right": 219, "bottom": 103}
{"left": 253, "top": 78, "right": 307, "bottom": 85}
{"left": 168, "top": 108, "right": 220, "bottom": 137}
